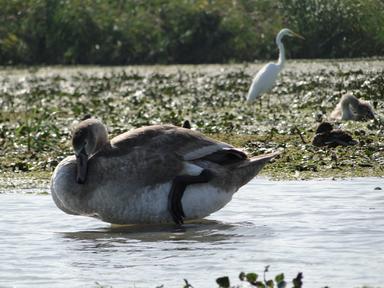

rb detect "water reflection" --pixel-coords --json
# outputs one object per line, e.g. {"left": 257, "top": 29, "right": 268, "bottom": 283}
{"left": 60, "top": 219, "right": 239, "bottom": 243}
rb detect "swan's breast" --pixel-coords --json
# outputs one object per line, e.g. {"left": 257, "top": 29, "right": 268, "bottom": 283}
{"left": 182, "top": 184, "right": 234, "bottom": 220}
{"left": 51, "top": 157, "right": 235, "bottom": 224}
{"left": 87, "top": 182, "right": 234, "bottom": 224}
{"left": 50, "top": 156, "right": 82, "bottom": 215}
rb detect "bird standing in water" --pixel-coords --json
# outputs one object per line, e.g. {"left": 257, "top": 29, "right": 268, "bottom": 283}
{"left": 246, "top": 28, "right": 304, "bottom": 107}
{"left": 51, "top": 118, "right": 278, "bottom": 225}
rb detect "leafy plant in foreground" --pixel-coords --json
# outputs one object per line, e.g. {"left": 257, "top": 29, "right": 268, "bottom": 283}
{"left": 215, "top": 266, "right": 303, "bottom": 288}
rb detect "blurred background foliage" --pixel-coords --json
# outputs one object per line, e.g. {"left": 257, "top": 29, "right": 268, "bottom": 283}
{"left": 0, "top": 0, "right": 384, "bottom": 65}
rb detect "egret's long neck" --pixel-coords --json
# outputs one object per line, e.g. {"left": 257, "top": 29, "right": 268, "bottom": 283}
{"left": 276, "top": 35, "right": 285, "bottom": 70}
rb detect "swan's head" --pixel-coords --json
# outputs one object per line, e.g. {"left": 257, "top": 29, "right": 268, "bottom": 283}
{"left": 353, "top": 102, "right": 375, "bottom": 121}
{"left": 72, "top": 118, "right": 108, "bottom": 184}
{"left": 339, "top": 93, "right": 375, "bottom": 121}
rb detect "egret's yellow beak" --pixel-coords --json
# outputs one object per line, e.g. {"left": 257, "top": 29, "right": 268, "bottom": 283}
{"left": 292, "top": 32, "right": 305, "bottom": 40}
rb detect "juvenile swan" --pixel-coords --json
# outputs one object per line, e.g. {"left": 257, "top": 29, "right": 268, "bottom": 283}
{"left": 51, "top": 118, "right": 278, "bottom": 225}
{"left": 330, "top": 93, "right": 375, "bottom": 121}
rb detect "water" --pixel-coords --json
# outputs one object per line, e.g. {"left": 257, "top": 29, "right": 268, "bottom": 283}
{"left": 1, "top": 178, "right": 383, "bottom": 288}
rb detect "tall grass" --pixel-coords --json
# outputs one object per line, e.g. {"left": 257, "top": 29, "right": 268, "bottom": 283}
{"left": 0, "top": 0, "right": 383, "bottom": 65}
{"left": 280, "top": 0, "right": 384, "bottom": 58}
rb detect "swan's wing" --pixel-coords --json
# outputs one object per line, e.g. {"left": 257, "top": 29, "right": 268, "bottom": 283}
{"left": 109, "top": 124, "right": 246, "bottom": 162}
{"left": 91, "top": 125, "right": 247, "bottom": 185}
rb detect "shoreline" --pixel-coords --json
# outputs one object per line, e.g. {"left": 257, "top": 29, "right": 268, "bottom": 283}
{"left": 0, "top": 170, "right": 382, "bottom": 192}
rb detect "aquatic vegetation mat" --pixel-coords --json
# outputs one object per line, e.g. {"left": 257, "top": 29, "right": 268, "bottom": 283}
{"left": 0, "top": 61, "right": 383, "bottom": 180}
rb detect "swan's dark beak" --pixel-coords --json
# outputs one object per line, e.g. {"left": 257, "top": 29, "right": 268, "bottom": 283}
{"left": 76, "top": 147, "right": 88, "bottom": 184}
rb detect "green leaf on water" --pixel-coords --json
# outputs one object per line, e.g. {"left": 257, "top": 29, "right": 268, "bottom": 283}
{"left": 246, "top": 272, "right": 258, "bottom": 283}
{"left": 275, "top": 273, "right": 285, "bottom": 283}
{"left": 292, "top": 272, "right": 303, "bottom": 288}
{"left": 254, "top": 281, "right": 266, "bottom": 288}
{"left": 216, "top": 276, "right": 230, "bottom": 288}
{"left": 266, "top": 279, "right": 274, "bottom": 287}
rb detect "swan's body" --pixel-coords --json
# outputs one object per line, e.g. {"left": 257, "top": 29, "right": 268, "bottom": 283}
{"left": 51, "top": 119, "right": 278, "bottom": 224}
{"left": 246, "top": 28, "right": 303, "bottom": 103}
{"left": 330, "top": 93, "right": 375, "bottom": 121}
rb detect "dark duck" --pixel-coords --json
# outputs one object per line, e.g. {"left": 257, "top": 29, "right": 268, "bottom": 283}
{"left": 312, "top": 122, "right": 357, "bottom": 148}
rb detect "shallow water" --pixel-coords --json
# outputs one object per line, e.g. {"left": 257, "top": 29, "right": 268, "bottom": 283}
{"left": 1, "top": 178, "right": 383, "bottom": 288}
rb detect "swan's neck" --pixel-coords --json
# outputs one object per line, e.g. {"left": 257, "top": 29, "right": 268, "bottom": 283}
{"left": 92, "top": 126, "right": 109, "bottom": 155}
{"left": 276, "top": 36, "right": 285, "bottom": 70}
{"left": 340, "top": 94, "right": 359, "bottom": 120}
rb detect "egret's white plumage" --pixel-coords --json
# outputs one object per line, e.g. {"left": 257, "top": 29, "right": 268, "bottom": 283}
{"left": 246, "top": 28, "right": 303, "bottom": 103}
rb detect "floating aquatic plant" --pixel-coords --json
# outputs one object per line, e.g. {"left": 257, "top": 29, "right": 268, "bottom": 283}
{"left": 0, "top": 62, "right": 383, "bottom": 179}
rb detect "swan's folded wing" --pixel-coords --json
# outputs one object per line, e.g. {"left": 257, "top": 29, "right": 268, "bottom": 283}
{"left": 93, "top": 125, "right": 249, "bottom": 185}
{"left": 109, "top": 124, "right": 244, "bottom": 162}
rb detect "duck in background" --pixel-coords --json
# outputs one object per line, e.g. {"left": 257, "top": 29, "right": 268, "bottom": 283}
{"left": 312, "top": 122, "right": 357, "bottom": 148}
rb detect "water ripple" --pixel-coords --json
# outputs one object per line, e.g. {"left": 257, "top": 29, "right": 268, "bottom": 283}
{"left": 0, "top": 178, "right": 383, "bottom": 287}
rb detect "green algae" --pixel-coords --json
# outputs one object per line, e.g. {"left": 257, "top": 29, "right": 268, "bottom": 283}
{"left": 0, "top": 61, "right": 383, "bottom": 182}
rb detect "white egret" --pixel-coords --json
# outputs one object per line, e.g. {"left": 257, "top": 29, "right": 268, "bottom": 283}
{"left": 246, "top": 28, "right": 304, "bottom": 105}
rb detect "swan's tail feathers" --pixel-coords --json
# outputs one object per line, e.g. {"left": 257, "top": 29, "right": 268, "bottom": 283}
{"left": 234, "top": 151, "right": 280, "bottom": 187}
